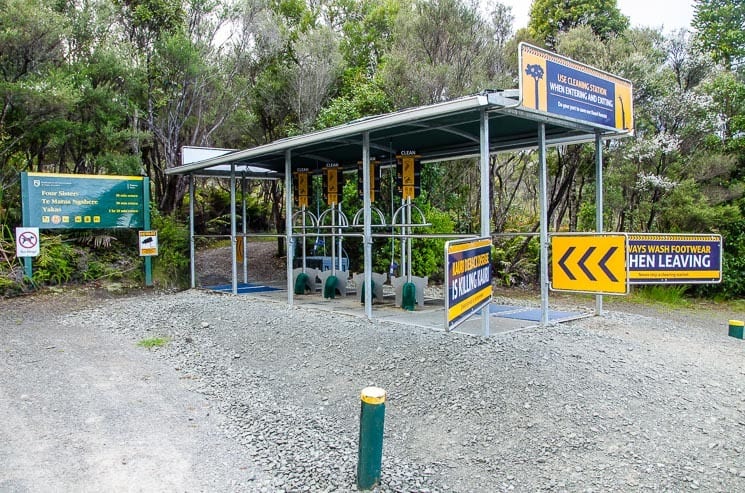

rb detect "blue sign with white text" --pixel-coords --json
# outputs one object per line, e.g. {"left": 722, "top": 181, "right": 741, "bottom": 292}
{"left": 546, "top": 60, "right": 616, "bottom": 128}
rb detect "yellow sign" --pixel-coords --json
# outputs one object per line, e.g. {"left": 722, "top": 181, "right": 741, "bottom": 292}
{"left": 551, "top": 234, "right": 627, "bottom": 294}
{"left": 325, "top": 166, "right": 339, "bottom": 205}
{"left": 396, "top": 152, "right": 420, "bottom": 200}
{"left": 139, "top": 230, "right": 158, "bottom": 257}
{"left": 520, "top": 43, "right": 633, "bottom": 132}
{"left": 295, "top": 171, "right": 309, "bottom": 208}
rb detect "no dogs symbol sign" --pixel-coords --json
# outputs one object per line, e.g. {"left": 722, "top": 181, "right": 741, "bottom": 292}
{"left": 16, "top": 227, "right": 40, "bottom": 257}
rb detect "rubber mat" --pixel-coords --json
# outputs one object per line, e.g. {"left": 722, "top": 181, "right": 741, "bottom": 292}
{"left": 207, "top": 282, "right": 280, "bottom": 293}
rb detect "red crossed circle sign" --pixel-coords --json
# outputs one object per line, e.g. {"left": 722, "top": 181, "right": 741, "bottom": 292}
{"left": 19, "top": 231, "right": 38, "bottom": 248}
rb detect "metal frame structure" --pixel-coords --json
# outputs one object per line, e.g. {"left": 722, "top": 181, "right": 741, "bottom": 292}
{"left": 167, "top": 90, "right": 630, "bottom": 329}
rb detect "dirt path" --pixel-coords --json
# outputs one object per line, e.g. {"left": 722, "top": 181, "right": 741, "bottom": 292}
{"left": 3, "top": 283, "right": 745, "bottom": 492}
{"left": 0, "top": 290, "right": 269, "bottom": 492}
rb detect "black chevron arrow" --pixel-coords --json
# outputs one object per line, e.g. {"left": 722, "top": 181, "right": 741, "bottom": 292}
{"left": 578, "top": 247, "right": 596, "bottom": 281}
{"left": 557, "top": 246, "right": 576, "bottom": 280}
{"left": 599, "top": 246, "right": 619, "bottom": 282}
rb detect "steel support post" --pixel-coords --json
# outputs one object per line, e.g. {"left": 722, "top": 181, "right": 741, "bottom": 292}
{"left": 538, "top": 124, "right": 549, "bottom": 326}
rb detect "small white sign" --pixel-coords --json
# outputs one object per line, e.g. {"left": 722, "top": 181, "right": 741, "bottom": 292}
{"left": 16, "top": 227, "right": 40, "bottom": 257}
{"left": 139, "top": 230, "right": 158, "bottom": 256}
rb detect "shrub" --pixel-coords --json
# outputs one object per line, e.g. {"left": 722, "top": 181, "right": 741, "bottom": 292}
{"left": 150, "top": 211, "right": 190, "bottom": 288}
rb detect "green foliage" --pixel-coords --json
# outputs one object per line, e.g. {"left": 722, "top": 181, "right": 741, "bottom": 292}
{"left": 631, "top": 285, "right": 690, "bottom": 306}
{"left": 137, "top": 336, "right": 170, "bottom": 348}
{"left": 692, "top": 0, "right": 745, "bottom": 70}
{"left": 528, "top": 0, "right": 629, "bottom": 49}
{"left": 150, "top": 210, "right": 189, "bottom": 288}
{"left": 491, "top": 236, "right": 540, "bottom": 287}
{"left": 32, "top": 235, "right": 77, "bottom": 285}
{"left": 315, "top": 77, "right": 392, "bottom": 129}
{"left": 696, "top": 213, "right": 745, "bottom": 299}
{"left": 409, "top": 202, "right": 454, "bottom": 282}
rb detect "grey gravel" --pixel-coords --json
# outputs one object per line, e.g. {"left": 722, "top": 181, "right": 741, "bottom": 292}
{"left": 4, "top": 288, "right": 745, "bottom": 492}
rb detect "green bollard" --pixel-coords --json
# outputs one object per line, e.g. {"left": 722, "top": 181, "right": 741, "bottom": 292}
{"left": 729, "top": 319, "right": 744, "bottom": 339}
{"left": 357, "top": 386, "right": 386, "bottom": 490}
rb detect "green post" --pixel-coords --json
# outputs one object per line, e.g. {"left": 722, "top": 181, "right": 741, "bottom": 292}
{"left": 20, "top": 173, "right": 33, "bottom": 280}
{"left": 23, "top": 257, "right": 32, "bottom": 280}
{"left": 357, "top": 386, "right": 386, "bottom": 490}
{"left": 728, "top": 319, "right": 744, "bottom": 339}
{"left": 143, "top": 177, "right": 152, "bottom": 287}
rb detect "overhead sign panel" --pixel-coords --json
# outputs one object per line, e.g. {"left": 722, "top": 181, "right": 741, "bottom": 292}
{"left": 445, "top": 237, "right": 492, "bottom": 331}
{"left": 519, "top": 43, "right": 633, "bottom": 132}
{"left": 628, "top": 234, "right": 722, "bottom": 284}
{"left": 21, "top": 172, "right": 144, "bottom": 229}
{"left": 551, "top": 234, "right": 628, "bottom": 294}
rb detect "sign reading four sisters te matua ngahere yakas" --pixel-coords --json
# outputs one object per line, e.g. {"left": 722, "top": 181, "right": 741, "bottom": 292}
{"left": 21, "top": 172, "right": 145, "bottom": 229}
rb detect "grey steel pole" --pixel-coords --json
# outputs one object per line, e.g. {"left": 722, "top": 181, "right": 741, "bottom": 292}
{"left": 285, "top": 150, "right": 294, "bottom": 305}
{"left": 406, "top": 197, "right": 412, "bottom": 283}
{"left": 230, "top": 163, "right": 237, "bottom": 295}
{"left": 479, "top": 108, "right": 491, "bottom": 337}
{"left": 363, "top": 132, "right": 373, "bottom": 319}
{"left": 242, "top": 176, "right": 248, "bottom": 284}
{"left": 538, "top": 124, "right": 549, "bottom": 326}
{"left": 189, "top": 174, "right": 196, "bottom": 289}
{"left": 595, "top": 131, "right": 604, "bottom": 316}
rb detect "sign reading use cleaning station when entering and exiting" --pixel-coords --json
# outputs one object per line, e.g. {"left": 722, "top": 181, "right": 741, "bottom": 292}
{"left": 445, "top": 237, "right": 492, "bottom": 331}
{"left": 628, "top": 234, "right": 722, "bottom": 284}
{"left": 21, "top": 172, "right": 145, "bottom": 229}
{"left": 519, "top": 43, "right": 634, "bottom": 132}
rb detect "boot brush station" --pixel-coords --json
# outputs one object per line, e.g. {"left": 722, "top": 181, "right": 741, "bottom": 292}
{"left": 168, "top": 44, "right": 640, "bottom": 335}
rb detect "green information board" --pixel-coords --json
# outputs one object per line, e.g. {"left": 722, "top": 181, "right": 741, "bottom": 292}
{"left": 21, "top": 172, "right": 145, "bottom": 229}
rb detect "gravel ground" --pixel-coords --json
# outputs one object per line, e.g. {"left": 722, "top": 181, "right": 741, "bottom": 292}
{"left": 4, "top": 284, "right": 744, "bottom": 492}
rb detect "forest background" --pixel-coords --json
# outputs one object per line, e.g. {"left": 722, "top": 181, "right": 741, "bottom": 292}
{"left": 1, "top": 0, "right": 745, "bottom": 299}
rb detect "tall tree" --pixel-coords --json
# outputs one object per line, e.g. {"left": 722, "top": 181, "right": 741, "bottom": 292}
{"left": 528, "top": 0, "right": 629, "bottom": 50}
{"left": 287, "top": 25, "right": 343, "bottom": 131}
{"left": 692, "top": 0, "right": 745, "bottom": 71}
{"left": 381, "top": 0, "right": 508, "bottom": 106}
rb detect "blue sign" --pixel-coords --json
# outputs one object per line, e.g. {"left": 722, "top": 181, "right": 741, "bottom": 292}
{"left": 546, "top": 60, "right": 616, "bottom": 128}
{"left": 519, "top": 43, "right": 634, "bottom": 131}
{"left": 628, "top": 234, "right": 722, "bottom": 284}
{"left": 445, "top": 238, "right": 492, "bottom": 331}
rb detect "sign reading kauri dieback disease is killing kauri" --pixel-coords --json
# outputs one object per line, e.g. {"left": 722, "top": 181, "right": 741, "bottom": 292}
{"left": 628, "top": 234, "right": 722, "bottom": 284}
{"left": 519, "top": 43, "right": 633, "bottom": 132}
{"left": 445, "top": 237, "right": 492, "bottom": 331}
{"left": 21, "top": 172, "right": 145, "bottom": 229}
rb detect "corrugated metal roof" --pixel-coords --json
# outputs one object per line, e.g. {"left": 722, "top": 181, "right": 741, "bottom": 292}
{"left": 168, "top": 90, "right": 626, "bottom": 177}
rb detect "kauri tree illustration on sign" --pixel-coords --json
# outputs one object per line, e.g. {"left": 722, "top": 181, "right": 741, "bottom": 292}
{"left": 525, "top": 64, "right": 544, "bottom": 110}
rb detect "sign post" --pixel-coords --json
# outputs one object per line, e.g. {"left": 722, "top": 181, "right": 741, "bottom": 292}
{"left": 550, "top": 234, "right": 628, "bottom": 295}
{"left": 445, "top": 237, "right": 492, "bottom": 331}
{"left": 628, "top": 234, "right": 722, "bottom": 284}
{"left": 519, "top": 43, "right": 634, "bottom": 132}
{"left": 16, "top": 227, "right": 40, "bottom": 279}
{"left": 19, "top": 172, "right": 150, "bottom": 284}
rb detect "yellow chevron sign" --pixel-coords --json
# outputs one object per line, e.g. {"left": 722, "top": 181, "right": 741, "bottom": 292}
{"left": 551, "top": 234, "right": 628, "bottom": 294}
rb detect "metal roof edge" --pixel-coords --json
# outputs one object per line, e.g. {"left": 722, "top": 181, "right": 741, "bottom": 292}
{"left": 166, "top": 94, "right": 490, "bottom": 176}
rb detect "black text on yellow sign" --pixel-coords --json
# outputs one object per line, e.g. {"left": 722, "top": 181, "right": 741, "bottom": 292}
{"left": 138, "top": 230, "right": 158, "bottom": 257}
{"left": 293, "top": 170, "right": 310, "bottom": 208}
{"left": 550, "top": 234, "right": 627, "bottom": 294}
{"left": 323, "top": 165, "right": 339, "bottom": 205}
{"left": 396, "top": 152, "right": 421, "bottom": 200}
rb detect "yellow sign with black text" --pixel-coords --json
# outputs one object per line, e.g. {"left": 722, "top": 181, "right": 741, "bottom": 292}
{"left": 551, "top": 234, "right": 627, "bottom": 294}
